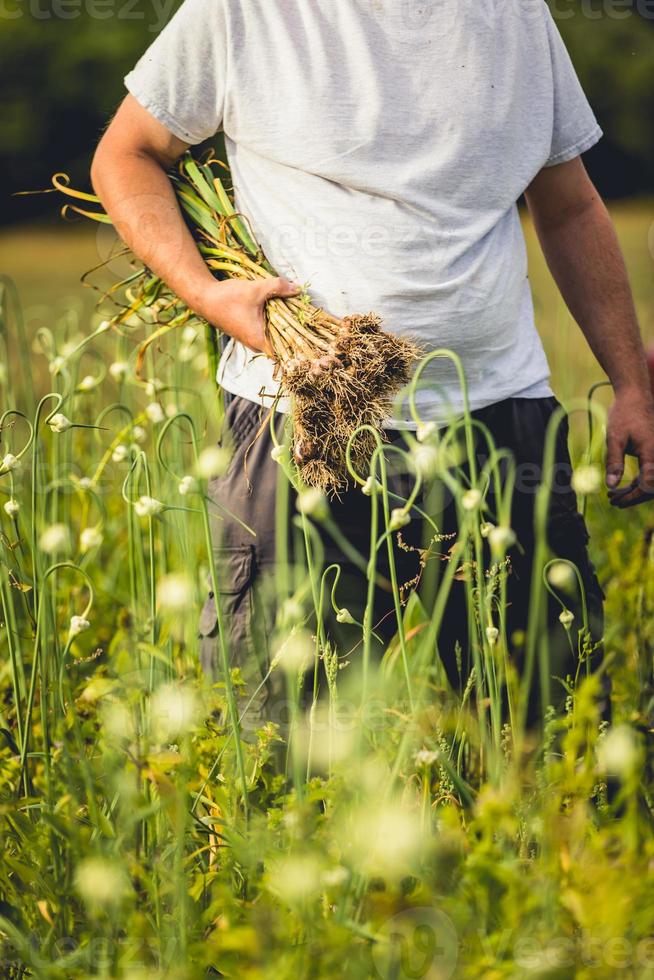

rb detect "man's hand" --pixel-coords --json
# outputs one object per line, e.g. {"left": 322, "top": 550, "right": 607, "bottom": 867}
{"left": 194, "top": 277, "right": 300, "bottom": 355}
{"left": 526, "top": 158, "right": 654, "bottom": 508}
{"left": 91, "top": 97, "right": 298, "bottom": 359}
{"left": 606, "top": 388, "right": 654, "bottom": 508}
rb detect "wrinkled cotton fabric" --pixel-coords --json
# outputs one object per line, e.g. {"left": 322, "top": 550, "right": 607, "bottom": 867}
{"left": 126, "top": 0, "right": 601, "bottom": 425}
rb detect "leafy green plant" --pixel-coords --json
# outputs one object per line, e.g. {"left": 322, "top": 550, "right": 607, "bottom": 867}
{"left": 0, "top": 240, "right": 652, "bottom": 979}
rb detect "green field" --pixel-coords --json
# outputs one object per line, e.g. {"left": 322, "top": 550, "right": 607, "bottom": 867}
{"left": 0, "top": 203, "right": 653, "bottom": 978}
{"left": 2, "top": 199, "right": 652, "bottom": 401}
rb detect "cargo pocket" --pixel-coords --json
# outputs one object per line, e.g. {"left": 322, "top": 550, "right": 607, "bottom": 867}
{"left": 198, "top": 545, "right": 255, "bottom": 681}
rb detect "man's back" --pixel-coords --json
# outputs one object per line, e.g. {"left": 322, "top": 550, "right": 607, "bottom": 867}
{"left": 126, "top": 0, "right": 601, "bottom": 421}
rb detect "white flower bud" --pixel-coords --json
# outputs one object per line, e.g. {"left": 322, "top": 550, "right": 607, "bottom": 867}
{"left": 2, "top": 453, "right": 20, "bottom": 472}
{"left": 48, "top": 413, "right": 72, "bottom": 433}
{"left": 489, "top": 525, "right": 516, "bottom": 553}
{"left": 40, "top": 523, "right": 71, "bottom": 554}
{"left": 461, "top": 488, "right": 482, "bottom": 511}
{"left": 270, "top": 445, "right": 286, "bottom": 463}
{"left": 196, "top": 447, "right": 230, "bottom": 480}
{"left": 80, "top": 527, "right": 103, "bottom": 552}
{"left": 413, "top": 443, "right": 440, "bottom": 478}
{"left": 416, "top": 421, "right": 437, "bottom": 443}
{"left": 157, "top": 573, "right": 194, "bottom": 612}
{"left": 132, "top": 426, "right": 147, "bottom": 444}
{"left": 178, "top": 475, "right": 197, "bottom": 496}
{"left": 165, "top": 403, "right": 178, "bottom": 418}
{"left": 547, "top": 561, "right": 577, "bottom": 592}
{"left": 145, "top": 402, "right": 165, "bottom": 424}
{"left": 145, "top": 379, "right": 163, "bottom": 397}
{"left": 69, "top": 615, "right": 91, "bottom": 637}
{"left": 109, "top": 361, "right": 129, "bottom": 381}
{"left": 571, "top": 465, "right": 601, "bottom": 496}
{"left": 336, "top": 608, "right": 355, "bottom": 625}
{"left": 4, "top": 499, "right": 20, "bottom": 518}
{"left": 134, "top": 495, "right": 164, "bottom": 518}
{"left": 480, "top": 521, "right": 495, "bottom": 539}
{"left": 74, "top": 858, "right": 128, "bottom": 910}
{"left": 49, "top": 356, "right": 65, "bottom": 376}
{"left": 150, "top": 684, "right": 202, "bottom": 740}
{"left": 297, "top": 489, "right": 329, "bottom": 522}
{"left": 389, "top": 508, "right": 410, "bottom": 531}
{"left": 415, "top": 749, "right": 439, "bottom": 768}
{"left": 597, "top": 725, "right": 641, "bottom": 779}
{"left": 111, "top": 444, "right": 129, "bottom": 463}
{"left": 77, "top": 375, "right": 98, "bottom": 392}
{"left": 361, "top": 476, "right": 382, "bottom": 496}
{"left": 486, "top": 625, "right": 499, "bottom": 647}
{"left": 559, "top": 609, "right": 575, "bottom": 630}
{"left": 182, "top": 325, "right": 197, "bottom": 344}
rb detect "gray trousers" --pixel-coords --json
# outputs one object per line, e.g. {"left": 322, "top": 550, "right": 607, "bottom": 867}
{"left": 200, "top": 395, "right": 607, "bottom": 729}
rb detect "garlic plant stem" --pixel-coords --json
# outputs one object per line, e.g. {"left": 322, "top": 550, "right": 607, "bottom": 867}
{"left": 268, "top": 310, "right": 316, "bottom": 359}
{"left": 269, "top": 300, "right": 331, "bottom": 352}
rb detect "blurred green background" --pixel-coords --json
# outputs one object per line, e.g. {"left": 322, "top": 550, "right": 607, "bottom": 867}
{"left": 0, "top": 0, "right": 652, "bottom": 409}
{"left": 1, "top": 0, "right": 653, "bottom": 227}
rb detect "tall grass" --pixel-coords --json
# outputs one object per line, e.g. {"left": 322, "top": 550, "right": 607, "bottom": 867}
{"left": 0, "top": 269, "right": 652, "bottom": 980}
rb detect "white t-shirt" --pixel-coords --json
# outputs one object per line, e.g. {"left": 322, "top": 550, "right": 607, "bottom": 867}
{"left": 125, "top": 0, "right": 602, "bottom": 426}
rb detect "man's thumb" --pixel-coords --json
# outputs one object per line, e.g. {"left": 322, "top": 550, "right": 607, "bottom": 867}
{"left": 263, "top": 277, "right": 301, "bottom": 300}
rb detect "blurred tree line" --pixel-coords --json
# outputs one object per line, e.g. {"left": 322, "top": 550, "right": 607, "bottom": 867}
{"left": 0, "top": 0, "right": 652, "bottom": 226}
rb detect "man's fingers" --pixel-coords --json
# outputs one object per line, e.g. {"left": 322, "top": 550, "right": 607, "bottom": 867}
{"left": 608, "top": 476, "right": 637, "bottom": 499}
{"left": 605, "top": 430, "right": 626, "bottom": 489}
{"left": 609, "top": 476, "right": 641, "bottom": 508}
{"left": 262, "top": 277, "right": 301, "bottom": 301}
{"left": 609, "top": 478, "right": 654, "bottom": 509}
{"left": 637, "top": 442, "right": 654, "bottom": 493}
{"left": 607, "top": 438, "right": 654, "bottom": 506}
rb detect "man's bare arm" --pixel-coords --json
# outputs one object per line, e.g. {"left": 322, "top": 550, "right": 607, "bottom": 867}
{"left": 91, "top": 95, "right": 298, "bottom": 354}
{"left": 525, "top": 157, "right": 654, "bottom": 505}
